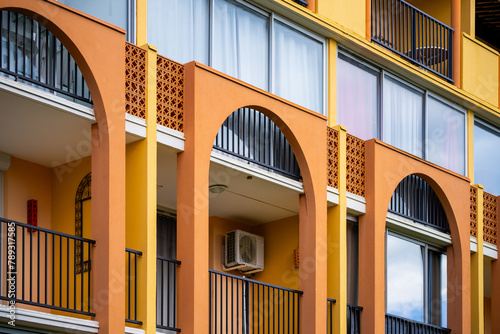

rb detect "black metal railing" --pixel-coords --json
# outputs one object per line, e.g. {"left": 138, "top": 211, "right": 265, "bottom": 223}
{"left": 385, "top": 314, "right": 451, "bottom": 334}
{"left": 388, "top": 174, "right": 449, "bottom": 233}
{"left": 347, "top": 304, "right": 362, "bottom": 334}
{"left": 0, "top": 11, "right": 92, "bottom": 103}
{"left": 0, "top": 217, "right": 95, "bottom": 316}
{"left": 327, "top": 299, "right": 363, "bottom": 334}
{"left": 209, "top": 269, "right": 303, "bottom": 334}
{"left": 371, "top": 0, "right": 454, "bottom": 82}
{"left": 214, "top": 108, "right": 301, "bottom": 180}
{"left": 327, "top": 298, "right": 336, "bottom": 333}
{"left": 126, "top": 248, "right": 142, "bottom": 325}
{"left": 157, "top": 256, "right": 181, "bottom": 332}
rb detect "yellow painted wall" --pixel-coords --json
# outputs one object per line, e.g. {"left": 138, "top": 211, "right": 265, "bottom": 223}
{"left": 208, "top": 215, "right": 299, "bottom": 290}
{"left": 409, "top": 0, "right": 451, "bottom": 26}
{"left": 462, "top": 34, "right": 500, "bottom": 107}
{"left": 4, "top": 157, "right": 52, "bottom": 228}
{"left": 253, "top": 216, "right": 299, "bottom": 290}
{"left": 50, "top": 157, "right": 91, "bottom": 319}
{"left": 50, "top": 157, "right": 91, "bottom": 236}
{"left": 317, "top": 0, "right": 365, "bottom": 37}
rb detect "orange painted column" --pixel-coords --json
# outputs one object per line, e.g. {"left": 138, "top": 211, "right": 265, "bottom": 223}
{"left": 176, "top": 64, "right": 211, "bottom": 334}
{"left": 451, "top": 0, "right": 461, "bottom": 87}
{"left": 358, "top": 139, "right": 386, "bottom": 334}
{"left": 491, "top": 196, "right": 500, "bottom": 333}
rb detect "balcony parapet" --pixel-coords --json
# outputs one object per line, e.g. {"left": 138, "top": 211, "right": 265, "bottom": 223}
{"left": 385, "top": 314, "right": 451, "bottom": 334}
{"left": 0, "top": 217, "right": 95, "bottom": 317}
{"left": 371, "top": 0, "right": 454, "bottom": 82}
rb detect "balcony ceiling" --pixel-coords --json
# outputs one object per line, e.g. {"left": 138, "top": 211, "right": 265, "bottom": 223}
{"left": 0, "top": 83, "right": 95, "bottom": 168}
{"left": 157, "top": 146, "right": 301, "bottom": 225}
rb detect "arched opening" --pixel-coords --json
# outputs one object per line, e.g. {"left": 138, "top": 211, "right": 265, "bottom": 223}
{"left": 385, "top": 174, "right": 450, "bottom": 332}
{"left": 0, "top": 1, "right": 125, "bottom": 328}
{"left": 208, "top": 107, "right": 303, "bottom": 333}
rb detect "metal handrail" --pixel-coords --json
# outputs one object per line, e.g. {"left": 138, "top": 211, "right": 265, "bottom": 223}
{"left": 210, "top": 269, "right": 303, "bottom": 333}
{"left": 0, "top": 217, "right": 95, "bottom": 316}
{"left": 157, "top": 256, "right": 181, "bottom": 332}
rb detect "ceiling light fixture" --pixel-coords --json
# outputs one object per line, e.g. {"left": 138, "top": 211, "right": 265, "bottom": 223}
{"left": 209, "top": 184, "right": 227, "bottom": 194}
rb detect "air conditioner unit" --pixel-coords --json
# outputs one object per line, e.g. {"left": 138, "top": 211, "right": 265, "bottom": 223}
{"left": 224, "top": 230, "right": 264, "bottom": 274}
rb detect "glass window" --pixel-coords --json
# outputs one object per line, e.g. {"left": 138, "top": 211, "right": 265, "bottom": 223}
{"left": 386, "top": 233, "right": 447, "bottom": 327}
{"left": 337, "top": 56, "right": 378, "bottom": 140}
{"left": 474, "top": 120, "right": 500, "bottom": 195}
{"left": 427, "top": 97, "right": 465, "bottom": 175}
{"left": 59, "top": 0, "right": 130, "bottom": 33}
{"left": 386, "top": 234, "right": 424, "bottom": 322}
{"left": 148, "top": 0, "right": 209, "bottom": 65}
{"left": 273, "top": 21, "right": 324, "bottom": 114}
{"left": 148, "top": 0, "right": 325, "bottom": 115}
{"left": 213, "top": 0, "right": 269, "bottom": 90}
{"left": 383, "top": 77, "right": 424, "bottom": 158}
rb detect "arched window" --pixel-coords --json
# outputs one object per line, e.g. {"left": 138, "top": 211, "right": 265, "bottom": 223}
{"left": 75, "top": 172, "right": 91, "bottom": 273}
{"left": 386, "top": 175, "right": 449, "bottom": 330}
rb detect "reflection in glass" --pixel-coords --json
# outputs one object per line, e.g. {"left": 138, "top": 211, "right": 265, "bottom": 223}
{"left": 337, "top": 56, "right": 378, "bottom": 140}
{"left": 474, "top": 121, "right": 500, "bottom": 195}
{"left": 427, "top": 97, "right": 465, "bottom": 175}
{"left": 386, "top": 234, "right": 424, "bottom": 322}
{"left": 429, "top": 250, "right": 447, "bottom": 327}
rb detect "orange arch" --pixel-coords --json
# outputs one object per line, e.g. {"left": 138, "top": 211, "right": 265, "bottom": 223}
{"left": 177, "top": 62, "right": 328, "bottom": 333}
{"left": 359, "top": 139, "right": 471, "bottom": 334}
{"left": 0, "top": 1, "right": 127, "bottom": 333}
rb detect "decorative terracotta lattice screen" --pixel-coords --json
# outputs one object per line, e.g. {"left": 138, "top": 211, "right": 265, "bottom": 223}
{"left": 327, "top": 127, "right": 339, "bottom": 189}
{"left": 470, "top": 185, "right": 478, "bottom": 238}
{"left": 125, "top": 42, "right": 146, "bottom": 119}
{"left": 346, "top": 134, "right": 366, "bottom": 197}
{"left": 157, "top": 55, "right": 184, "bottom": 132}
{"left": 483, "top": 191, "right": 497, "bottom": 246}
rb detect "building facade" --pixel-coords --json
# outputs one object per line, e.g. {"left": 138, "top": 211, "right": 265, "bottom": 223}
{"left": 0, "top": 0, "right": 498, "bottom": 333}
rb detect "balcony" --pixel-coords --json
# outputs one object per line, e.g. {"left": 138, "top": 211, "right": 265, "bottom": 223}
{"left": 0, "top": 217, "right": 95, "bottom": 316}
{"left": 209, "top": 269, "right": 302, "bottom": 333}
{"left": 371, "top": 0, "right": 454, "bottom": 82}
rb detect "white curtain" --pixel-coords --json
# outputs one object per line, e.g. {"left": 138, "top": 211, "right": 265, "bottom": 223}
{"left": 213, "top": 0, "right": 269, "bottom": 90}
{"left": 383, "top": 77, "right": 424, "bottom": 157}
{"left": 148, "top": 0, "right": 209, "bottom": 65}
{"left": 337, "top": 56, "right": 379, "bottom": 140}
{"left": 273, "top": 21, "right": 323, "bottom": 114}
{"left": 427, "top": 97, "right": 465, "bottom": 175}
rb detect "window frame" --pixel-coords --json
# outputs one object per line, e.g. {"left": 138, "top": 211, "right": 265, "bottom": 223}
{"left": 385, "top": 229, "right": 447, "bottom": 326}
{"left": 473, "top": 116, "right": 500, "bottom": 195}
{"left": 149, "top": 0, "right": 327, "bottom": 115}
{"left": 337, "top": 48, "right": 467, "bottom": 175}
